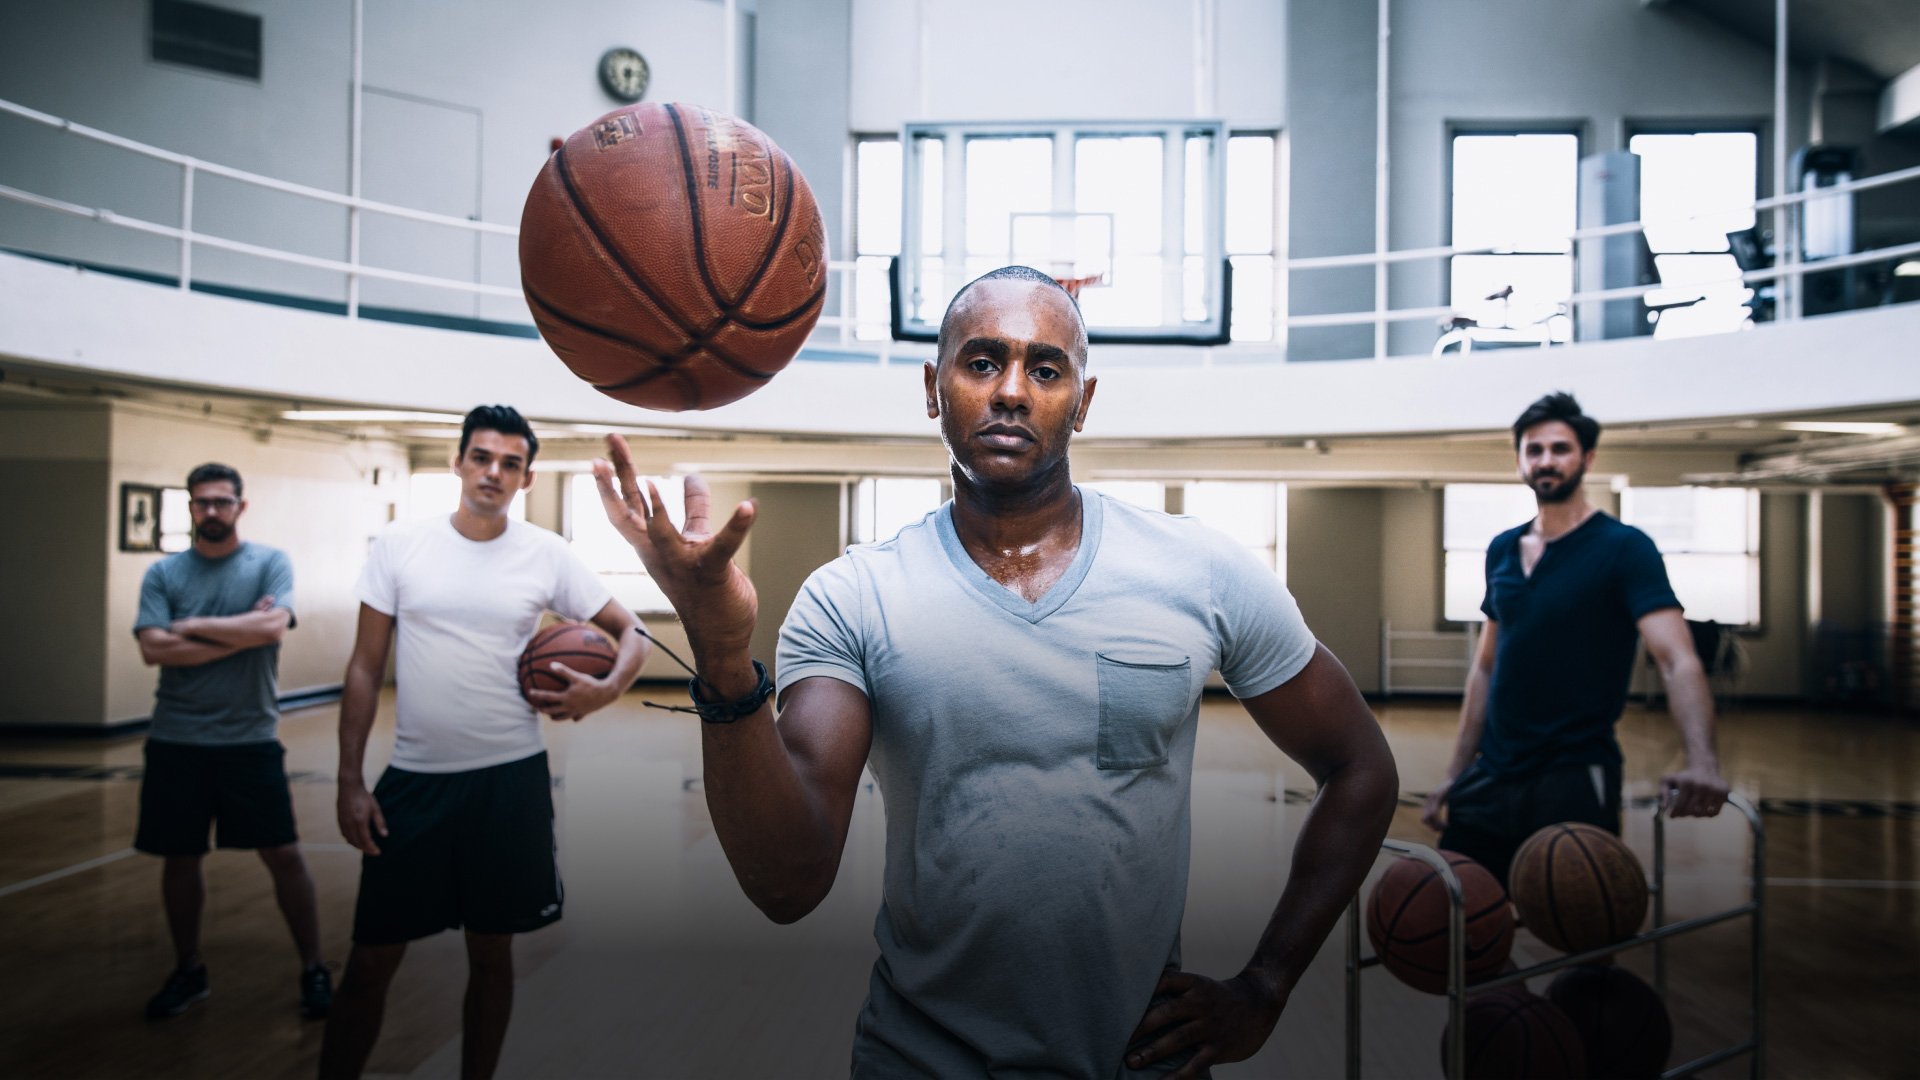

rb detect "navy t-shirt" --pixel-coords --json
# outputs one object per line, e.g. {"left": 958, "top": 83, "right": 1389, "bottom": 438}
{"left": 1478, "top": 513, "right": 1679, "bottom": 777}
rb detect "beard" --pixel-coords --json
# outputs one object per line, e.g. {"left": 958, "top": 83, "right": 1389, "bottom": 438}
{"left": 1528, "top": 463, "right": 1586, "bottom": 504}
{"left": 195, "top": 519, "right": 233, "bottom": 543}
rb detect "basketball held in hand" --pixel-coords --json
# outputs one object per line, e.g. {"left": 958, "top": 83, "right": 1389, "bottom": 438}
{"left": 518, "top": 622, "right": 617, "bottom": 706}
{"left": 519, "top": 102, "right": 828, "bottom": 412}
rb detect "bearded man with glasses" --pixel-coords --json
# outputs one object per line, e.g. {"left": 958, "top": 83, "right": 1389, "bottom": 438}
{"left": 131, "top": 462, "right": 331, "bottom": 1022}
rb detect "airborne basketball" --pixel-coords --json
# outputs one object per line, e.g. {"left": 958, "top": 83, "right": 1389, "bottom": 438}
{"left": 519, "top": 102, "right": 827, "bottom": 412}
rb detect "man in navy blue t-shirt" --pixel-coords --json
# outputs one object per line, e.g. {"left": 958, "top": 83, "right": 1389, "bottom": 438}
{"left": 1420, "top": 393, "right": 1729, "bottom": 886}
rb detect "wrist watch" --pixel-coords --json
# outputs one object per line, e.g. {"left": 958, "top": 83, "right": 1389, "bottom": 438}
{"left": 688, "top": 660, "right": 774, "bottom": 724}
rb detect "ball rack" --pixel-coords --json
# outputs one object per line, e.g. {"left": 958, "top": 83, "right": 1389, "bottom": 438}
{"left": 1342, "top": 791, "right": 1765, "bottom": 1079}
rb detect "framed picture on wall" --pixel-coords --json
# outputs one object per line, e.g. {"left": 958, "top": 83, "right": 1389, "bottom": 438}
{"left": 120, "top": 483, "right": 162, "bottom": 553}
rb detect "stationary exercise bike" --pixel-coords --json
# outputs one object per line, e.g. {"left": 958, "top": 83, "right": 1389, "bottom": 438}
{"left": 1431, "top": 284, "right": 1571, "bottom": 358}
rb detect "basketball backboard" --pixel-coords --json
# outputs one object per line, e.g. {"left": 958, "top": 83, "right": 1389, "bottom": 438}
{"left": 890, "top": 121, "right": 1232, "bottom": 345}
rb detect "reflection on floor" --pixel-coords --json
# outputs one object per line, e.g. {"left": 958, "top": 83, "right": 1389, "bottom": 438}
{"left": 0, "top": 692, "right": 1914, "bottom": 1078}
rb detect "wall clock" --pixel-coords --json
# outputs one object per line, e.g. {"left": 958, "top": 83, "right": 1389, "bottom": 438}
{"left": 598, "top": 47, "right": 650, "bottom": 103}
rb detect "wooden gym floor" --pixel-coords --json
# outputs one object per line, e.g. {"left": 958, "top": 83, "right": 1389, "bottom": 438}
{"left": 0, "top": 691, "right": 1914, "bottom": 1078}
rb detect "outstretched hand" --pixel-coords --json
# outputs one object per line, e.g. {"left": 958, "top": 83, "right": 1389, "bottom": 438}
{"left": 593, "top": 434, "right": 759, "bottom": 657}
{"left": 1125, "top": 969, "right": 1286, "bottom": 1079}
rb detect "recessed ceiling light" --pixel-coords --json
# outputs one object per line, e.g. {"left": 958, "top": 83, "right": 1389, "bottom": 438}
{"left": 1895, "top": 260, "right": 1920, "bottom": 278}
{"left": 280, "top": 409, "right": 464, "bottom": 423}
{"left": 1777, "top": 421, "right": 1904, "bottom": 435}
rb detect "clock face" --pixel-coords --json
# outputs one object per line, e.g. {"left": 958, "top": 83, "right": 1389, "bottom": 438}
{"left": 599, "top": 47, "right": 650, "bottom": 103}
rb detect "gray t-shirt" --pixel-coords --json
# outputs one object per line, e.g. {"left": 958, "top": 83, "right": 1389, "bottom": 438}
{"left": 777, "top": 489, "right": 1317, "bottom": 1080}
{"left": 134, "top": 542, "right": 296, "bottom": 745}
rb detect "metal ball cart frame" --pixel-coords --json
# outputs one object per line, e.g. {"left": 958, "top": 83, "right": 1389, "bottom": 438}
{"left": 1343, "top": 791, "right": 1766, "bottom": 1079}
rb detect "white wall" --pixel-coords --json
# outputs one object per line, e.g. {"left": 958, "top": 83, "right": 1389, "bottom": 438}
{"left": 0, "top": 0, "right": 743, "bottom": 323}
{"left": 754, "top": 0, "right": 851, "bottom": 305}
{"left": 0, "top": 1, "right": 355, "bottom": 299}
{"left": 1380, "top": 487, "right": 1440, "bottom": 633}
{"left": 103, "top": 404, "right": 410, "bottom": 724}
{"left": 1287, "top": 487, "right": 1384, "bottom": 692}
{"left": 1732, "top": 493, "right": 1809, "bottom": 697}
{"left": 745, "top": 481, "right": 846, "bottom": 675}
{"left": 0, "top": 404, "right": 113, "bottom": 727}
{"left": 848, "top": 0, "right": 1284, "bottom": 131}
{"left": 1823, "top": 493, "right": 1887, "bottom": 628}
{"left": 0, "top": 395, "right": 406, "bottom": 729}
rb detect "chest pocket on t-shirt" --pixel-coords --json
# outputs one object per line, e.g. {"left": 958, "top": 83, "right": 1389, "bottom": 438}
{"left": 1096, "top": 652, "right": 1193, "bottom": 770}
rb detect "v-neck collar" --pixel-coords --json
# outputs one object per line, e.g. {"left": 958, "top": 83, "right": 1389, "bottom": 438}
{"left": 935, "top": 487, "right": 1103, "bottom": 625}
{"left": 1521, "top": 509, "right": 1604, "bottom": 581}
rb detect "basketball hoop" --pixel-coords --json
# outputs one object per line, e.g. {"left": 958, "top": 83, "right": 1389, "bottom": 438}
{"left": 1052, "top": 273, "right": 1106, "bottom": 299}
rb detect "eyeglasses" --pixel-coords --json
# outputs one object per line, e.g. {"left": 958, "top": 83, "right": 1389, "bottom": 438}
{"left": 191, "top": 497, "right": 240, "bottom": 512}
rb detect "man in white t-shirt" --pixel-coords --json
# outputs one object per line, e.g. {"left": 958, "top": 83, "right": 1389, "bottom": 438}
{"left": 318, "top": 405, "right": 651, "bottom": 1080}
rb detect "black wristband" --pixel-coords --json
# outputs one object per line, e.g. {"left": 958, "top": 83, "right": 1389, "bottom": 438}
{"left": 687, "top": 660, "right": 774, "bottom": 724}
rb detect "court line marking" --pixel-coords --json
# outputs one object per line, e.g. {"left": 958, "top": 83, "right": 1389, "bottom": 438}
{"left": 1661, "top": 872, "right": 1920, "bottom": 890}
{"left": 1763, "top": 877, "right": 1920, "bottom": 890}
{"left": 0, "top": 847, "right": 135, "bottom": 899}
{"left": 0, "top": 841, "right": 361, "bottom": 899}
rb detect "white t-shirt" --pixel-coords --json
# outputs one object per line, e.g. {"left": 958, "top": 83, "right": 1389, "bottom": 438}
{"left": 357, "top": 516, "right": 615, "bottom": 773}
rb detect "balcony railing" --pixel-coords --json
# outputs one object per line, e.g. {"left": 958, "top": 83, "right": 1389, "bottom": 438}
{"left": 4, "top": 95, "right": 1917, "bottom": 365}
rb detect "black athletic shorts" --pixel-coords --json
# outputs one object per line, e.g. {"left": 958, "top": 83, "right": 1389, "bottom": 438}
{"left": 351, "top": 751, "right": 562, "bottom": 945}
{"left": 134, "top": 739, "right": 299, "bottom": 856}
{"left": 1437, "top": 759, "right": 1622, "bottom": 890}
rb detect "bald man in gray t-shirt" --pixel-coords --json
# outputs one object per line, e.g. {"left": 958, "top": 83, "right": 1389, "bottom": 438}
{"left": 779, "top": 491, "right": 1315, "bottom": 1076}
{"left": 592, "top": 267, "right": 1398, "bottom": 1079}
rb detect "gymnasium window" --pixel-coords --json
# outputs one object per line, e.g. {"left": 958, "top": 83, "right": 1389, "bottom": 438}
{"left": 851, "top": 477, "right": 944, "bottom": 545}
{"left": 1620, "top": 486, "right": 1760, "bottom": 626}
{"left": 158, "top": 487, "right": 192, "bottom": 553}
{"left": 850, "top": 133, "right": 948, "bottom": 335}
{"left": 407, "top": 472, "right": 524, "bottom": 521}
{"left": 1442, "top": 483, "right": 1539, "bottom": 622}
{"left": 1448, "top": 132, "right": 1579, "bottom": 341}
{"left": 566, "top": 472, "right": 682, "bottom": 611}
{"left": 1183, "top": 481, "right": 1288, "bottom": 584}
{"left": 1628, "top": 130, "right": 1758, "bottom": 339}
{"left": 850, "top": 126, "right": 1278, "bottom": 340}
{"left": 852, "top": 136, "right": 903, "bottom": 342}
{"left": 1216, "top": 133, "right": 1279, "bottom": 342}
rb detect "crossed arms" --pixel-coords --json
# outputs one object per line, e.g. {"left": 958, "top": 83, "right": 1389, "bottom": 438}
{"left": 137, "top": 595, "right": 290, "bottom": 667}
